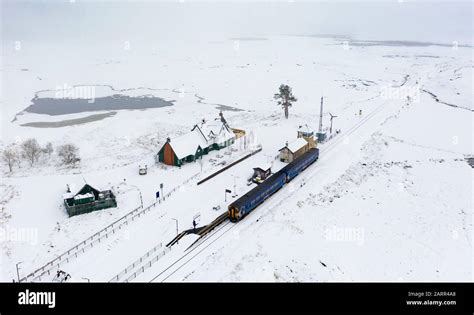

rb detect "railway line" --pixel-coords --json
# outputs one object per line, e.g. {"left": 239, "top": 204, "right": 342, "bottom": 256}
{"left": 149, "top": 219, "right": 235, "bottom": 282}
{"left": 144, "top": 89, "right": 404, "bottom": 282}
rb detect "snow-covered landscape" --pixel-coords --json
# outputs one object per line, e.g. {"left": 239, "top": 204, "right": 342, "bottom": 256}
{"left": 0, "top": 1, "right": 472, "bottom": 283}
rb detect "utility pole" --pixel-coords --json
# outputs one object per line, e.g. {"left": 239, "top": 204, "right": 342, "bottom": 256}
{"left": 329, "top": 113, "right": 337, "bottom": 134}
{"left": 231, "top": 175, "right": 239, "bottom": 197}
{"left": 319, "top": 96, "right": 324, "bottom": 133}
{"left": 16, "top": 261, "right": 23, "bottom": 283}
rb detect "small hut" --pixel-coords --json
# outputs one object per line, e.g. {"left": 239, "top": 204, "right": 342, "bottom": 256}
{"left": 63, "top": 183, "right": 117, "bottom": 217}
{"left": 279, "top": 137, "right": 309, "bottom": 163}
{"left": 252, "top": 164, "right": 272, "bottom": 184}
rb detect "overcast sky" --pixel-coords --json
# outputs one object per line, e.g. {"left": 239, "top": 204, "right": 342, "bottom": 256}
{"left": 1, "top": 0, "right": 473, "bottom": 45}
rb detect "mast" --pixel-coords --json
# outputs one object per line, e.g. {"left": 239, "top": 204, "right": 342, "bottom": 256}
{"left": 318, "top": 96, "right": 324, "bottom": 133}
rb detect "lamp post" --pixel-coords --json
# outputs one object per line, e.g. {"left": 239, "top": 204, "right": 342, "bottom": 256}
{"left": 129, "top": 183, "right": 143, "bottom": 208}
{"left": 16, "top": 261, "right": 23, "bottom": 283}
{"left": 231, "top": 175, "right": 239, "bottom": 198}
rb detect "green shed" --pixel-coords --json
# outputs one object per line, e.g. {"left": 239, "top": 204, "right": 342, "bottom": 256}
{"left": 63, "top": 183, "right": 117, "bottom": 217}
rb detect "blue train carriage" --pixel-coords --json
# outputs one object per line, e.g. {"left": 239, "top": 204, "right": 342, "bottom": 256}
{"left": 279, "top": 148, "right": 319, "bottom": 182}
{"left": 228, "top": 148, "right": 320, "bottom": 222}
{"left": 228, "top": 172, "right": 286, "bottom": 222}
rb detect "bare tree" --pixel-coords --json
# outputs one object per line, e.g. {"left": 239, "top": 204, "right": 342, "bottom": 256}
{"left": 2, "top": 147, "right": 18, "bottom": 172}
{"left": 274, "top": 84, "right": 298, "bottom": 119}
{"left": 57, "top": 144, "right": 80, "bottom": 165}
{"left": 21, "top": 138, "right": 42, "bottom": 166}
{"left": 14, "top": 146, "right": 22, "bottom": 169}
{"left": 43, "top": 142, "right": 54, "bottom": 156}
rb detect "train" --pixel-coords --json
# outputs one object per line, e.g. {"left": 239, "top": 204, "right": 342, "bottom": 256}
{"left": 228, "top": 147, "right": 319, "bottom": 222}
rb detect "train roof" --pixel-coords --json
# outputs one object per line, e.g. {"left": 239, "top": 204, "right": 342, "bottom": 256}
{"left": 229, "top": 172, "right": 285, "bottom": 208}
{"left": 229, "top": 148, "right": 319, "bottom": 210}
{"left": 278, "top": 147, "right": 319, "bottom": 173}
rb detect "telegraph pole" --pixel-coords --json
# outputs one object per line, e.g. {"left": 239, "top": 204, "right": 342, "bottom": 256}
{"left": 319, "top": 96, "right": 324, "bottom": 133}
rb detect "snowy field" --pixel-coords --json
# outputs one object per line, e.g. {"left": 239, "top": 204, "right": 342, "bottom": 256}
{"left": 1, "top": 3, "right": 473, "bottom": 282}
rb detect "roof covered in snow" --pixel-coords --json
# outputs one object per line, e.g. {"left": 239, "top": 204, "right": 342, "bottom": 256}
{"left": 280, "top": 137, "right": 308, "bottom": 153}
{"left": 63, "top": 182, "right": 105, "bottom": 200}
{"left": 194, "top": 121, "right": 234, "bottom": 144}
{"left": 168, "top": 128, "right": 208, "bottom": 159}
{"left": 74, "top": 193, "right": 94, "bottom": 200}
{"left": 212, "top": 125, "right": 235, "bottom": 144}
{"left": 62, "top": 192, "right": 74, "bottom": 200}
{"left": 253, "top": 162, "right": 272, "bottom": 171}
{"left": 166, "top": 121, "right": 236, "bottom": 159}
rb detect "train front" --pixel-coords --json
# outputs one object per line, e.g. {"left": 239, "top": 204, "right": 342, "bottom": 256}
{"left": 228, "top": 204, "right": 239, "bottom": 222}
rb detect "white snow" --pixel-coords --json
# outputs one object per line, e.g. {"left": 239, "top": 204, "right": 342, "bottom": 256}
{"left": 73, "top": 193, "right": 93, "bottom": 201}
{"left": 0, "top": 28, "right": 472, "bottom": 283}
{"left": 282, "top": 137, "right": 309, "bottom": 153}
{"left": 166, "top": 128, "right": 207, "bottom": 160}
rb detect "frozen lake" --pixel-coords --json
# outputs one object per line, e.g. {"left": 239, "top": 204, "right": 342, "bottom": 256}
{"left": 24, "top": 94, "right": 174, "bottom": 116}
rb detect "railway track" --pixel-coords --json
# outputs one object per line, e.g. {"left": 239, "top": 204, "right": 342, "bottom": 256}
{"left": 149, "top": 219, "right": 235, "bottom": 282}
{"left": 165, "top": 213, "right": 229, "bottom": 248}
{"left": 145, "top": 91, "right": 402, "bottom": 282}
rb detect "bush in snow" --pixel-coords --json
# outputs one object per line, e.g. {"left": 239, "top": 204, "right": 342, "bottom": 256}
{"left": 21, "top": 138, "right": 42, "bottom": 166}
{"left": 43, "top": 142, "right": 54, "bottom": 156}
{"left": 57, "top": 144, "right": 80, "bottom": 166}
{"left": 2, "top": 146, "right": 19, "bottom": 173}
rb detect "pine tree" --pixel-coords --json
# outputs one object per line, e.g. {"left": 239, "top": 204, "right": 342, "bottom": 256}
{"left": 274, "top": 84, "right": 297, "bottom": 119}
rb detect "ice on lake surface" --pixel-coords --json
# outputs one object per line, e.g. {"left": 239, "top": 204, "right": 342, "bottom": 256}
{"left": 24, "top": 94, "right": 174, "bottom": 116}
{"left": 20, "top": 112, "right": 117, "bottom": 128}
